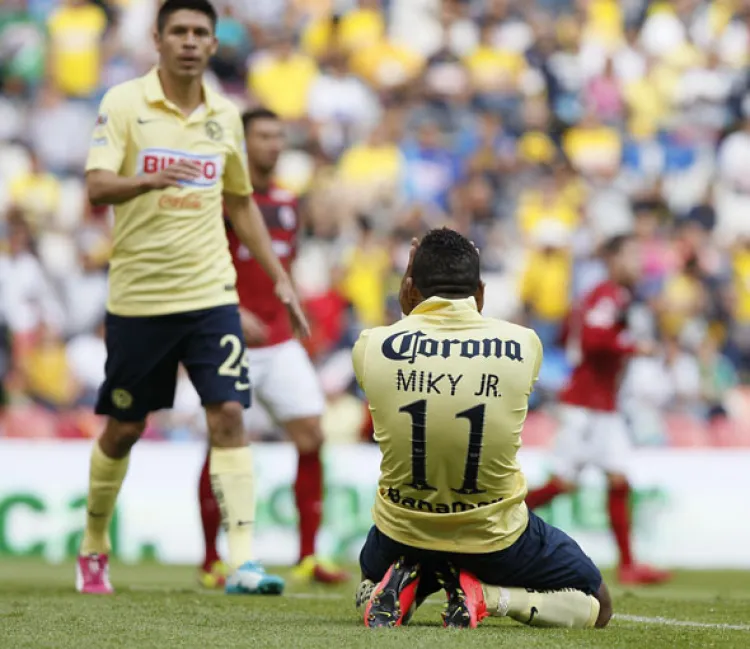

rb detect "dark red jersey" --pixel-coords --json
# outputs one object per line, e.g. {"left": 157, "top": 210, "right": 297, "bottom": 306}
{"left": 559, "top": 280, "right": 637, "bottom": 412}
{"left": 226, "top": 185, "right": 299, "bottom": 348}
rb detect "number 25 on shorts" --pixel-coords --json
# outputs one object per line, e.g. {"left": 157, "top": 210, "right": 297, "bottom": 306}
{"left": 218, "top": 334, "right": 250, "bottom": 391}
{"left": 400, "top": 399, "right": 487, "bottom": 495}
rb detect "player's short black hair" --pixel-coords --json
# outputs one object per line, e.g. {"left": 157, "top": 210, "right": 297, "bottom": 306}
{"left": 601, "top": 233, "right": 633, "bottom": 258}
{"left": 157, "top": 0, "right": 217, "bottom": 34}
{"left": 241, "top": 108, "right": 280, "bottom": 133}
{"left": 411, "top": 228, "right": 480, "bottom": 299}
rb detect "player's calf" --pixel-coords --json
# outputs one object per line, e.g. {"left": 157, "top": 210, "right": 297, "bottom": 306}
{"left": 481, "top": 582, "right": 603, "bottom": 629}
{"left": 363, "top": 558, "right": 421, "bottom": 628}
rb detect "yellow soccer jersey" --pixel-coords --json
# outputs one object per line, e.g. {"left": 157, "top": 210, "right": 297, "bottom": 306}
{"left": 353, "top": 296, "right": 543, "bottom": 554}
{"left": 86, "top": 68, "right": 252, "bottom": 317}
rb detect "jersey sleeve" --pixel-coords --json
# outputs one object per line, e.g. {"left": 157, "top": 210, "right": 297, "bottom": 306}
{"left": 352, "top": 329, "right": 371, "bottom": 390}
{"left": 222, "top": 110, "right": 253, "bottom": 197}
{"left": 580, "top": 292, "right": 636, "bottom": 355}
{"left": 530, "top": 330, "right": 543, "bottom": 393}
{"left": 86, "top": 89, "right": 129, "bottom": 174}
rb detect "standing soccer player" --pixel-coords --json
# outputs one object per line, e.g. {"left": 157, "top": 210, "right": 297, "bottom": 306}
{"left": 525, "top": 235, "right": 671, "bottom": 585}
{"left": 77, "top": 0, "right": 308, "bottom": 596}
{"left": 197, "top": 109, "right": 349, "bottom": 587}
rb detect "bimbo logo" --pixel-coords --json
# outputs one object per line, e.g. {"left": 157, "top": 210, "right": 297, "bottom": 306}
{"left": 137, "top": 148, "right": 222, "bottom": 188}
{"left": 381, "top": 330, "right": 523, "bottom": 364}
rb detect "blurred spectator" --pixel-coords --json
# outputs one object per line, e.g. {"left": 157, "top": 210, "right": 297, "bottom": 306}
{"left": 249, "top": 29, "right": 319, "bottom": 121}
{"left": 47, "top": 0, "right": 108, "bottom": 98}
{"left": 519, "top": 220, "right": 572, "bottom": 348}
{"left": 337, "top": 215, "right": 390, "bottom": 328}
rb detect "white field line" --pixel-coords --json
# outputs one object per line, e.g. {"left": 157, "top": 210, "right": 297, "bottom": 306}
{"left": 614, "top": 614, "right": 750, "bottom": 632}
{"left": 126, "top": 586, "right": 750, "bottom": 630}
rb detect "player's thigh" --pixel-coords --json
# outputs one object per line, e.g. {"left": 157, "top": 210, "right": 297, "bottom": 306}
{"left": 96, "top": 311, "right": 183, "bottom": 422}
{"left": 590, "top": 412, "right": 632, "bottom": 477}
{"left": 260, "top": 340, "right": 325, "bottom": 424}
{"left": 180, "top": 305, "right": 251, "bottom": 408}
{"left": 551, "top": 405, "right": 594, "bottom": 482}
{"left": 462, "top": 512, "right": 603, "bottom": 595}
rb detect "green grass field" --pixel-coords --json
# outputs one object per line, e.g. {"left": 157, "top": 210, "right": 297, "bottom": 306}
{"left": 0, "top": 560, "right": 749, "bottom": 649}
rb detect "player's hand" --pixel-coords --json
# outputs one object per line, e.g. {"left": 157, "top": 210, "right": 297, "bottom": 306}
{"left": 239, "top": 307, "right": 269, "bottom": 345}
{"left": 398, "top": 237, "right": 419, "bottom": 316}
{"left": 636, "top": 340, "right": 658, "bottom": 356}
{"left": 275, "top": 275, "right": 311, "bottom": 339}
{"left": 144, "top": 161, "right": 201, "bottom": 190}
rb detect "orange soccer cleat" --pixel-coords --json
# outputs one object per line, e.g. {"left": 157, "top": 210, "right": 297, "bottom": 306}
{"left": 364, "top": 558, "right": 421, "bottom": 628}
{"left": 437, "top": 564, "right": 489, "bottom": 629}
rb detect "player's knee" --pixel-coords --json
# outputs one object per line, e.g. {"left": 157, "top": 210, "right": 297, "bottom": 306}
{"left": 286, "top": 417, "right": 323, "bottom": 454}
{"left": 206, "top": 401, "right": 246, "bottom": 447}
{"left": 594, "top": 581, "right": 613, "bottom": 628}
{"left": 101, "top": 418, "right": 146, "bottom": 458}
{"left": 551, "top": 475, "right": 576, "bottom": 493}
{"left": 607, "top": 473, "right": 629, "bottom": 490}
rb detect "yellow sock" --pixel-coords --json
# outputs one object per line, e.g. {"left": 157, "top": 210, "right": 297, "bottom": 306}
{"left": 80, "top": 442, "right": 130, "bottom": 555}
{"left": 482, "top": 585, "right": 600, "bottom": 629}
{"left": 210, "top": 447, "right": 255, "bottom": 571}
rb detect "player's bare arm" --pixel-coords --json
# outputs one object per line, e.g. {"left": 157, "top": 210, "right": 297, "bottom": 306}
{"left": 224, "top": 192, "right": 310, "bottom": 338}
{"left": 86, "top": 162, "right": 201, "bottom": 206}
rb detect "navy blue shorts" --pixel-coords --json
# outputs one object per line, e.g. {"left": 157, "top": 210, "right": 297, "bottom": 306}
{"left": 360, "top": 511, "right": 602, "bottom": 598}
{"left": 96, "top": 305, "right": 251, "bottom": 422}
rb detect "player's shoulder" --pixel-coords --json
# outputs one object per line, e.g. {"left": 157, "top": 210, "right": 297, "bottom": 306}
{"left": 482, "top": 317, "right": 542, "bottom": 349}
{"left": 205, "top": 86, "right": 243, "bottom": 120}
{"left": 586, "top": 280, "right": 630, "bottom": 306}
{"left": 101, "top": 76, "right": 145, "bottom": 106}
{"left": 268, "top": 186, "right": 298, "bottom": 205}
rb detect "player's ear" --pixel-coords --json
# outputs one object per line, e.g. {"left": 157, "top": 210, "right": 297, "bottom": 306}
{"left": 209, "top": 33, "right": 219, "bottom": 57}
{"left": 475, "top": 280, "right": 485, "bottom": 314}
{"left": 153, "top": 27, "right": 161, "bottom": 52}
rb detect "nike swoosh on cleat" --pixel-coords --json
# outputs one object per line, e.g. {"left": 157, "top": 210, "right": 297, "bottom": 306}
{"left": 237, "top": 520, "right": 253, "bottom": 527}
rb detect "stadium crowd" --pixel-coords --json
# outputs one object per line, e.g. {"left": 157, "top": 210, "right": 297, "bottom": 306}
{"left": 2, "top": 0, "right": 750, "bottom": 446}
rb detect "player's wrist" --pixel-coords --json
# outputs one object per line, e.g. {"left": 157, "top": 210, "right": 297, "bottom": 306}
{"left": 136, "top": 175, "right": 156, "bottom": 194}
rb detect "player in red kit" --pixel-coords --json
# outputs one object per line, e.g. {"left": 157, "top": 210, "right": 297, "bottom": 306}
{"left": 526, "top": 235, "right": 671, "bottom": 586}
{"left": 198, "top": 108, "right": 349, "bottom": 587}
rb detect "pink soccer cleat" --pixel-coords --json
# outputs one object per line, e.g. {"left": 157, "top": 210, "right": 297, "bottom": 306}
{"left": 76, "top": 554, "right": 114, "bottom": 594}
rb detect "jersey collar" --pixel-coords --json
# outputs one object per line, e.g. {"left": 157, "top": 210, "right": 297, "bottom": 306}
{"left": 143, "top": 67, "right": 217, "bottom": 117}
{"left": 411, "top": 296, "right": 479, "bottom": 317}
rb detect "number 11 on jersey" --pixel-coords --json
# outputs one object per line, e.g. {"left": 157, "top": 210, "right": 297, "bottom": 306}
{"left": 399, "top": 399, "right": 487, "bottom": 495}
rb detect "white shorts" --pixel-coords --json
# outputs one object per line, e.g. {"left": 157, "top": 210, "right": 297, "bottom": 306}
{"left": 551, "top": 405, "right": 632, "bottom": 481}
{"left": 246, "top": 340, "right": 325, "bottom": 425}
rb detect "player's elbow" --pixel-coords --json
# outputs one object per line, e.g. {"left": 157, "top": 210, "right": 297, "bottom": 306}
{"left": 86, "top": 175, "right": 108, "bottom": 206}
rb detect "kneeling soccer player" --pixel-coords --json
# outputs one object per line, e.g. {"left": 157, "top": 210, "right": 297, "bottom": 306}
{"left": 351, "top": 229, "right": 612, "bottom": 629}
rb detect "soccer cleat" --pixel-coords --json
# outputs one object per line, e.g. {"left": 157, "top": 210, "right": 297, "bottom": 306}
{"left": 293, "top": 556, "right": 351, "bottom": 585}
{"left": 198, "top": 560, "right": 229, "bottom": 589}
{"left": 225, "top": 561, "right": 285, "bottom": 595}
{"left": 436, "top": 565, "right": 488, "bottom": 629}
{"left": 618, "top": 563, "right": 672, "bottom": 586}
{"left": 364, "top": 558, "right": 421, "bottom": 628}
{"left": 76, "top": 553, "right": 114, "bottom": 595}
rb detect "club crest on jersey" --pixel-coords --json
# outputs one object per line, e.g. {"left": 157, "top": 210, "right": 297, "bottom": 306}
{"left": 382, "top": 330, "right": 523, "bottom": 364}
{"left": 205, "top": 120, "right": 223, "bottom": 141}
{"left": 137, "top": 148, "right": 222, "bottom": 188}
